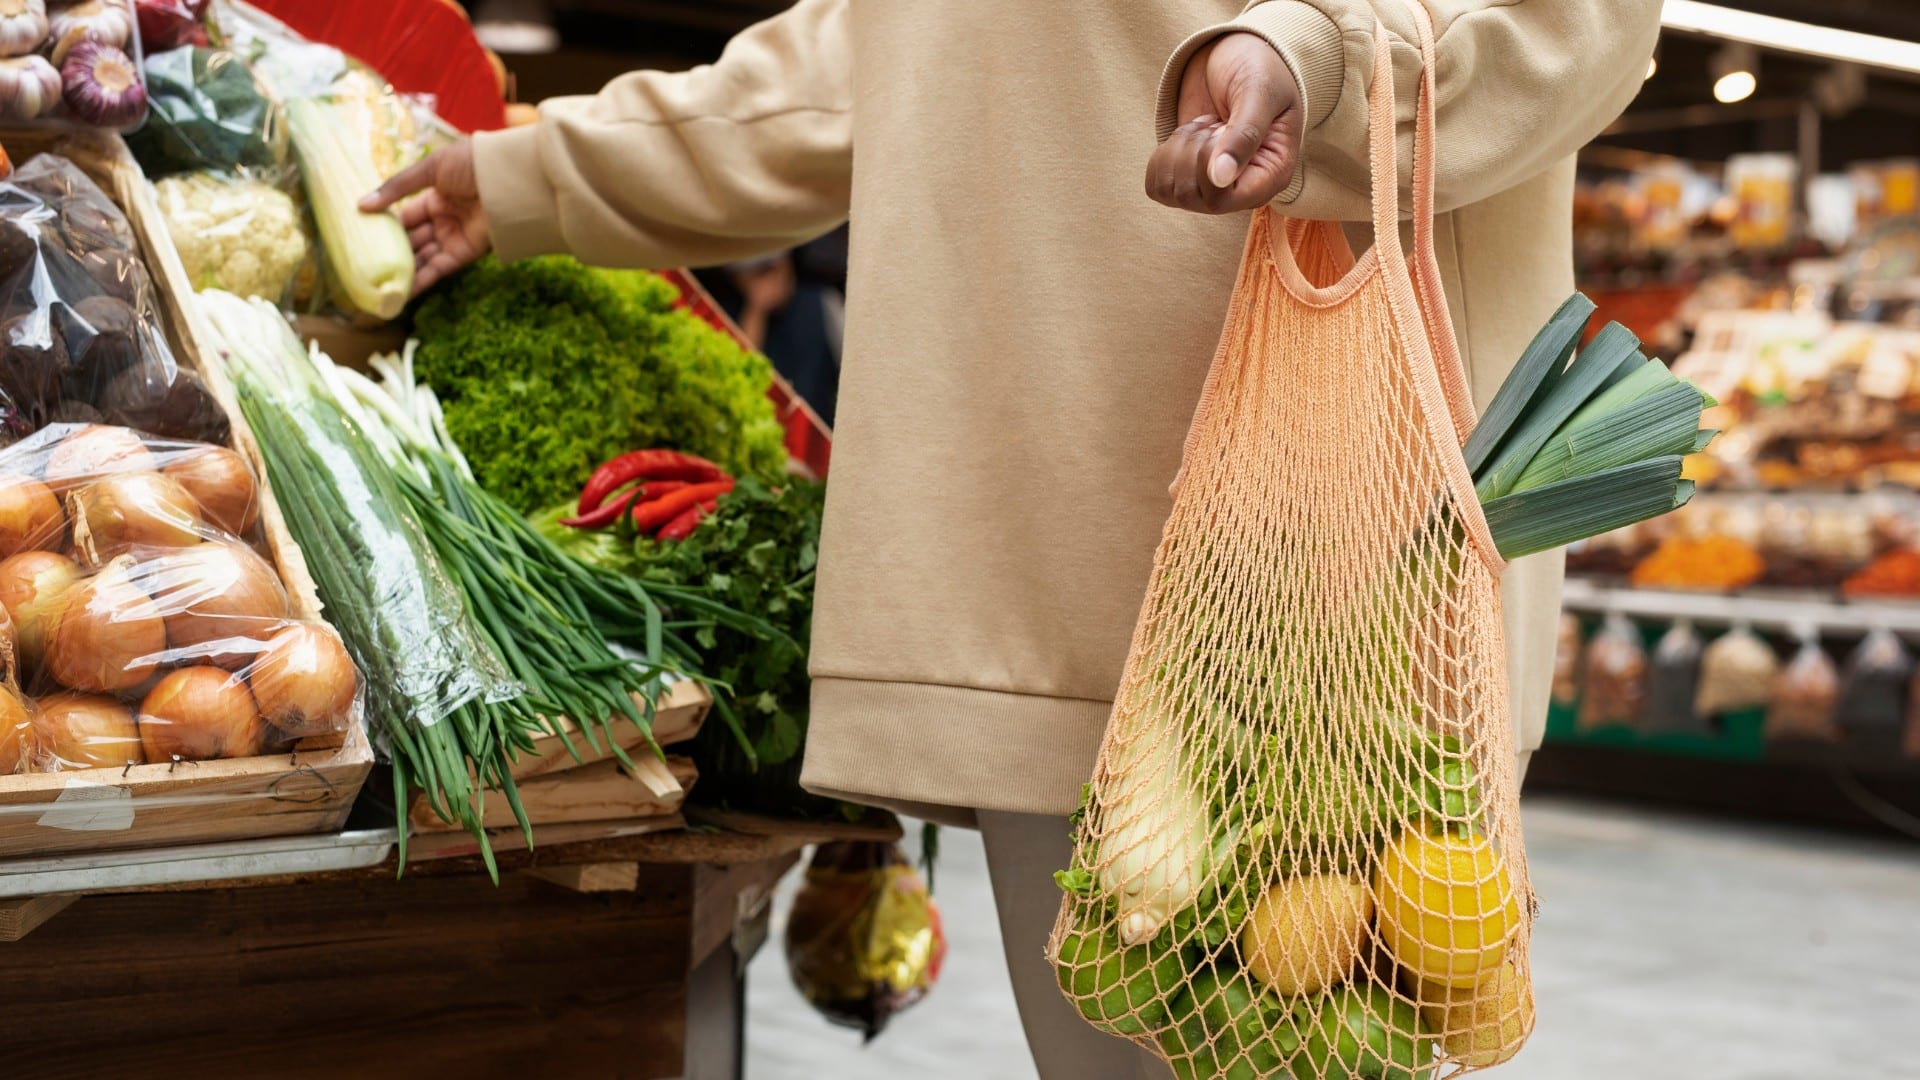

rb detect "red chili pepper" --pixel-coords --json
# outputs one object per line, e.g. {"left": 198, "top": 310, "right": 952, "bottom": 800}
{"left": 557, "top": 486, "right": 643, "bottom": 529}
{"left": 657, "top": 498, "right": 722, "bottom": 541}
{"left": 634, "top": 479, "right": 734, "bottom": 534}
{"left": 576, "top": 450, "right": 725, "bottom": 515}
{"left": 656, "top": 505, "right": 706, "bottom": 541}
{"left": 634, "top": 480, "right": 690, "bottom": 501}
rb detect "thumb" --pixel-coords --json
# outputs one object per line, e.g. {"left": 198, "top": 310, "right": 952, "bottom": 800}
{"left": 1206, "top": 92, "right": 1282, "bottom": 189}
{"left": 359, "top": 153, "right": 439, "bottom": 213}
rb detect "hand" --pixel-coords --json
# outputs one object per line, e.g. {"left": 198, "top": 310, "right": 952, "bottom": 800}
{"left": 735, "top": 258, "right": 797, "bottom": 315}
{"left": 359, "top": 138, "right": 491, "bottom": 295}
{"left": 1146, "top": 33, "right": 1304, "bottom": 214}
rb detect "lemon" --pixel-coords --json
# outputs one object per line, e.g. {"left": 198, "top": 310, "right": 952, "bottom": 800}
{"left": 1419, "top": 957, "right": 1534, "bottom": 1066}
{"left": 1240, "top": 873, "right": 1372, "bottom": 996}
{"left": 1373, "top": 825, "right": 1520, "bottom": 989}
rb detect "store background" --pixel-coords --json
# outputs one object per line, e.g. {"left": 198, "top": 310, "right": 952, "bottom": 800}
{"left": 461, "top": 0, "right": 1920, "bottom": 1075}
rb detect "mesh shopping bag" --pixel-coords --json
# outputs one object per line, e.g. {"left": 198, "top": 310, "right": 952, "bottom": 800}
{"left": 1050, "top": 7, "right": 1534, "bottom": 1077}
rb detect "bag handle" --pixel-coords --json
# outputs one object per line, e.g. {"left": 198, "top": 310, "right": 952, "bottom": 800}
{"left": 1399, "top": 0, "right": 1479, "bottom": 446}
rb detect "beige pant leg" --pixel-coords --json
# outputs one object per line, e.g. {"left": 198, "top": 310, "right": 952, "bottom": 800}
{"left": 978, "top": 809, "right": 1171, "bottom": 1080}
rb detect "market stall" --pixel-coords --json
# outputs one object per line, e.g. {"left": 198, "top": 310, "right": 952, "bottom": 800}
{"left": 1535, "top": 4, "right": 1920, "bottom": 830}
{"left": 0, "top": 5, "right": 935, "bottom": 1074}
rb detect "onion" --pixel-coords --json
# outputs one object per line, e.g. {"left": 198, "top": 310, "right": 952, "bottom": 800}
{"left": 0, "top": 549, "right": 81, "bottom": 674}
{"left": 68, "top": 471, "right": 205, "bottom": 563}
{"left": 33, "top": 691, "right": 142, "bottom": 770}
{"left": 0, "top": 684, "right": 32, "bottom": 773}
{"left": 249, "top": 622, "right": 357, "bottom": 739}
{"left": 43, "top": 424, "right": 154, "bottom": 494}
{"left": 160, "top": 446, "right": 258, "bottom": 536}
{"left": 131, "top": 540, "right": 288, "bottom": 669}
{"left": 138, "top": 666, "right": 265, "bottom": 762}
{"left": 44, "top": 555, "right": 168, "bottom": 692}
{"left": 0, "top": 472, "right": 64, "bottom": 557}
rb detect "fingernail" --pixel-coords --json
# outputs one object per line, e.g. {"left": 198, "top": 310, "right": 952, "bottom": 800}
{"left": 1192, "top": 114, "right": 1217, "bottom": 126}
{"left": 1209, "top": 153, "right": 1238, "bottom": 188}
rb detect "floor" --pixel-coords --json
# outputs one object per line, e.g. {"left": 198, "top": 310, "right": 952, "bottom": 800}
{"left": 744, "top": 797, "right": 1920, "bottom": 1080}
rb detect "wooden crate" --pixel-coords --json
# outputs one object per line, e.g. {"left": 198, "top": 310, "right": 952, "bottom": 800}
{"left": 0, "top": 128, "right": 372, "bottom": 859}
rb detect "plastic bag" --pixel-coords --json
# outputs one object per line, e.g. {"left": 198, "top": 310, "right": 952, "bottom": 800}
{"left": 0, "top": 153, "right": 228, "bottom": 446}
{"left": 125, "top": 44, "right": 285, "bottom": 178}
{"left": 1550, "top": 613, "right": 1582, "bottom": 709}
{"left": 1645, "top": 620, "right": 1705, "bottom": 734}
{"left": 0, "top": 422, "right": 361, "bottom": 774}
{"left": 0, "top": 0, "right": 149, "bottom": 131}
{"left": 1837, "top": 628, "right": 1912, "bottom": 753}
{"left": 153, "top": 171, "right": 311, "bottom": 305}
{"left": 1695, "top": 623, "right": 1779, "bottom": 716}
{"left": 1766, "top": 632, "right": 1840, "bottom": 744}
{"left": 786, "top": 840, "right": 945, "bottom": 1041}
{"left": 1579, "top": 613, "right": 1647, "bottom": 731}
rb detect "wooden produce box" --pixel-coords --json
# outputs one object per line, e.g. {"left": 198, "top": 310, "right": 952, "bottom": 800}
{"left": 407, "top": 680, "right": 710, "bottom": 835}
{"left": 0, "top": 128, "right": 372, "bottom": 859}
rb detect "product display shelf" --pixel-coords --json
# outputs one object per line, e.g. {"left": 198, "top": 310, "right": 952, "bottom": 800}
{"left": 1560, "top": 575, "right": 1920, "bottom": 638}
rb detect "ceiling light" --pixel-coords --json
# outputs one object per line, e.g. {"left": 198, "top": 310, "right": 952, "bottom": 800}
{"left": 472, "top": 0, "right": 559, "bottom": 55}
{"left": 1711, "top": 43, "right": 1757, "bottom": 103}
{"left": 1663, "top": 0, "right": 1920, "bottom": 78}
{"left": 1714, "top": 70, "right": 1756, "bottom": 103}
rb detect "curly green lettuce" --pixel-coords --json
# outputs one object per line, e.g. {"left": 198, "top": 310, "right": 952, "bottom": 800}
{"left": 410, "top": 256, "right": 787, "bottom": 513}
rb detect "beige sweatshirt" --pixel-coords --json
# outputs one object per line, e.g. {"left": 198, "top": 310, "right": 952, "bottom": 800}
{"left": 474, "top": 0, "right": 1662, "bottom": 827}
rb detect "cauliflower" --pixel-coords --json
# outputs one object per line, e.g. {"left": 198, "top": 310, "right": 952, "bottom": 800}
{"left": 154, "top": 172, "right": 311, "bottom": 303}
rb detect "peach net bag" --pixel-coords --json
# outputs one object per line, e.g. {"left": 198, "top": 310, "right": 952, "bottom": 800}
{"left": 1050, "top": 5, "right": 1534, "bottom": 1077}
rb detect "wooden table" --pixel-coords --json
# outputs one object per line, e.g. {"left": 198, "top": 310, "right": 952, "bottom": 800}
{"left": 0, "top": 813, "right": 898, "bottom": 1080}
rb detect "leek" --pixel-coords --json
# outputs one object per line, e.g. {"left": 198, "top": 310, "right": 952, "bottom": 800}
{"left": 287, "top": 97, "right": 415, "bottom": 321}
{"left": 1470, "top": 295, "right": 1716, "bottom": 560}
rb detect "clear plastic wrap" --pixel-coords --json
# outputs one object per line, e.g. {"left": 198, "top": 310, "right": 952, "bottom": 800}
{"left": 1695, "top": 623, "right": 1779, "bottom": 716}
{"left": 125, "top": 44, "right": 285, "bottom": 178}
{"left": 1645, "top": 620, "right": 1706, "bottom": 734}
{"left": 152, "top": 171, "right": 310, "bottom": 304}
{"left": 1766, "top": 631, "right": 1840, "bottom": 744}
{"left": 0, "top": 0, "right": 150, "bottom": 131}
{"left": 1578, "top": 613, "right": 1647, "bottom": 731}
{"left": 0, "top": 422, "right": 361, "bottom": 774}
{"left": 1837, "top": 628, "right": 1912, "bottom": 754}
{"left": 0, "top": 153, "right": 229, "bottom": 445}
{"left": 785, "top": 840, "right": 945, "bottom": 1041}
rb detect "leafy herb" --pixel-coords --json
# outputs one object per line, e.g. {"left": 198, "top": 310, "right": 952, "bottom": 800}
{"left": 412, "top": 257, "right": 788, "bottom": 514}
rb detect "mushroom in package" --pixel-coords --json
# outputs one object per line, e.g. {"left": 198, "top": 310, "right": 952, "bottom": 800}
{"left": 1837, "top": 628, "right": 1913, "bottom": 754}
{"left": 1578, "top": 613, "right": 1647, "bottom": 732}
{"left": 785, "top": 841, "right": 946, "bottom": 1041}
{"left": 1695, "top": 623, "right": 1779, "bottom": 717}
{"left": 1766, "top": 631, "right": 1841, "bottom": 744}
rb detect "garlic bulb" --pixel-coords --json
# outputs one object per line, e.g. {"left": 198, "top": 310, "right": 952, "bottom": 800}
{"left": 0, "top": 0, "right": 47, "bottom": 59}
{"left": 0, "top": 53, "right": 59, "bottom": 118}
{"left": 47, "top": 0, "right": 128, "bottom": 66}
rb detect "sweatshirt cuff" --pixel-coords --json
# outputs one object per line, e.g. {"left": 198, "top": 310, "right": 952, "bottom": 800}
{"left": 473, "top": 122, "right": 567, "bottom": 263}
{"left": 1154, "top": 1, "right": 1345, "bottom": 203}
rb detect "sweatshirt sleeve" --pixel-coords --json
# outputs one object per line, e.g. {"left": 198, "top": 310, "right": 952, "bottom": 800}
{"left": 473, "top": 0, "right": 851, "bottom": 269}
{"left": 1154, "top": 0, "right": 1661, "bottom": 217}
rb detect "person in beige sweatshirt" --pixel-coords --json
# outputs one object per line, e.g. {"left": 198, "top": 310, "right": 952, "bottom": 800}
{"left": 367, "top": 2, "right": 1660, "bottom": 1075}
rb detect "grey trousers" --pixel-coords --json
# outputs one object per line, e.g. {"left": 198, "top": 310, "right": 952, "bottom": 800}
{"left": 979, "top": 809, "right": 1172, "bottom": 1080}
